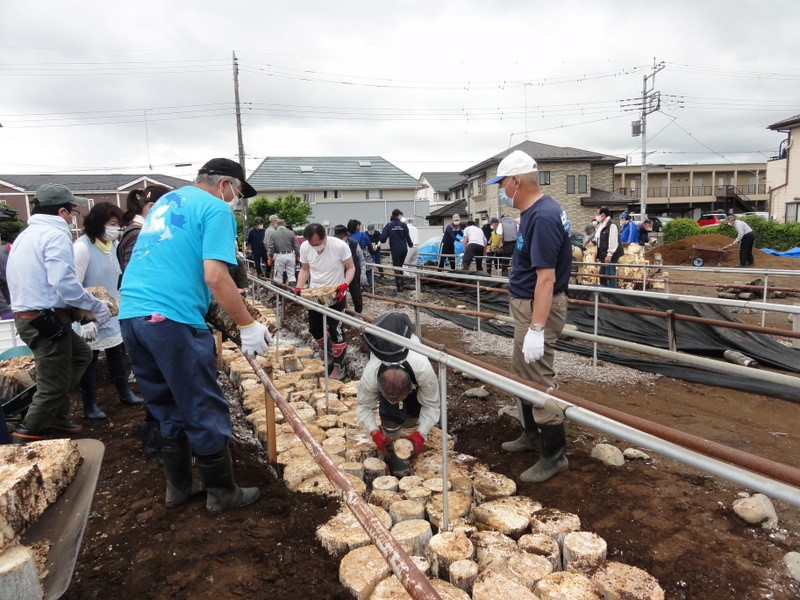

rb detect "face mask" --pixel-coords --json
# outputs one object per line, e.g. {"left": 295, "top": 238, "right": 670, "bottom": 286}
{"left": 313, "top": 243, "right": 326, "bottom": 254}
{"left": 498, "top": 187, "right": 514, "bottom": 207}
{"left": 225, "top": 181, "right": 242, "bottom": 211}
{"left": 104, "top": 226, "right": 121, "bottom": 241}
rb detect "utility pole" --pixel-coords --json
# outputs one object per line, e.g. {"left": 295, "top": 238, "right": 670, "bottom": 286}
{"left": 636, "top": 60, "right": 664, "bottom": 219}
{"left": 232, "top": 51, "right": 248, "bottom": 248}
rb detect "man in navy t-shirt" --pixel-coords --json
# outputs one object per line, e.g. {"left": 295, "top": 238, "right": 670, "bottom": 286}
{"left": 486, "top": 150, "right": 572, "bottom": 484}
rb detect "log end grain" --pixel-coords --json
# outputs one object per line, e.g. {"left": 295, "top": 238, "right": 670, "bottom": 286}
{"left": 591, "top": 561, "right": 665, "bottom": 600}
{"left": 339, "top": 544, "right": 391, "bottom": 600}
{"left": 535, "top": 571, "right": 601, "bottom": 600}
{"left": 0, "top": 544, "right": 44, "bottom": 600}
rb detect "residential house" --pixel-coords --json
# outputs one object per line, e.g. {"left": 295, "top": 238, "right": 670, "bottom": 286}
{"left": 0, "top": 173, "right": 189, "bottom": 230}
{"left": 457, "top": 140, "right": 624, "bottom": 228}
{"left": 247, "top": 156, "right": 423, "bottom": 229}
{"left": 416, "top": 172, "right": 465, "bottom": 211}
{"left": 766, "top": 114, "right": 800, "bottom": 223}
{"left": 614, "top": 163, "right": 768, "bottom": 219}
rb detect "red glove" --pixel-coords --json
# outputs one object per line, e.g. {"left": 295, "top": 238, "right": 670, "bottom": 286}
{"left": 370, "top": 430, "right": 390, "bottom": 457}
{"left": 404, "top": 432, "right": 425, "bottom": 457}
{"left": 335, "top": 283, "right": 349, "bottom": 303}
{"left": 293, "top": 287, "right": 302, "bottom": 296}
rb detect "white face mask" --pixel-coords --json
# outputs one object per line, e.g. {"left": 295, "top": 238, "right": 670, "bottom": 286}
{"left": 104, "top": 226, "right": 121, "bottom": 241}
{"left": 224, "top": 180, "right": 242, "bottom": 211}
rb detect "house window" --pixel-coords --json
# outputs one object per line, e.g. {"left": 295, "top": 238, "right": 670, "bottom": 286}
{"left": 471, "top": 179, "right": 483, "bottom": 196}
{"left": 539, "top": 171, "right": 550, "bottom": 186}
{"left": 86, "top": 198, "right": 96, "bottom": 208}
{"left": 566, "top": 176, "right": 576, "bottom": 194}
{"left": 303, "top": 193, "right": 316, "bottom": 204}
{"left": 323, "top": 190, "right": 341, "bottom": 199}
{"left": 786, "top": 202, "right": 800, "bottom": 223}
{"left": 578, "top": 175, "right": 587, "bottom": 194}
{"left": 365, "top": 190, "right": 383, "bottom": 200}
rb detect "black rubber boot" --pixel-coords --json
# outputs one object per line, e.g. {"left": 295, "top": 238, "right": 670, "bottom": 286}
{"left": 520, "top": 423, "right": 568, "bottom": 483}
{"left": 501, "top": 401, "right": 540, "bottom": 452}
{"left": 107, "top": 344, "right": 145, "bottom": 405}
{"left": 197, "top": 447, "right": 261, "bottom": 513}
{"left": 81, "top": 355, "right": 107, "bottom": 420}
{"left": 162, "top": 436, "right": 203, "bottom": 508}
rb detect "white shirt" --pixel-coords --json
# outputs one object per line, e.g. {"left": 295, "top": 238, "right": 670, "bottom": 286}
{"left": 463, "top": 224, "right": 486, "bottom": 246}
{"left": 298, "top": 236, "right": 352, "bottom": 288}
{"left": 731, "top": 219, "right": 753, "bottom": 244}
{"left": 7, "top": 214, "right": 105, "bottom": 313}
{"left": 406, "top": 223, "right": 419, "bottom": 246}
{"left": 356, "top": 345, "right": 441, "bottom": 437}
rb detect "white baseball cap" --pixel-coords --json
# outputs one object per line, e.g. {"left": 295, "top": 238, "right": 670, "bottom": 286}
{"left": 486, "top": 150, "right": 538, "bottom": 184}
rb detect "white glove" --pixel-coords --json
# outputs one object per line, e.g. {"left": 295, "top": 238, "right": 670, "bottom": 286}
{"left": 523, "top": 328, "right": 545, "bottom": 363}
{"left": 94, "top": 301, "right": 112, "bottom": 327}
{"left": 80, "top": 322, "right": 98, "bottom": 341}
{"left": 239, "top": 321, "right": 272, "bottom": 357}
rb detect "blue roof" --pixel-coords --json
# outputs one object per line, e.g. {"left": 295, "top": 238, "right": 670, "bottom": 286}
{"left": 247, "top": 156, "right": 420, "bottom": 191}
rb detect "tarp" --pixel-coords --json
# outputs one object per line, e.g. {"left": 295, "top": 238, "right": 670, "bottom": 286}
{"left": 761, "top": 247, "right": 800, "bottom": 258}
{"left": 417, "top": 235, "right": 464, "bottom": 267}
{"left": 417, "top": 277, "right": 800, "bottom": 402}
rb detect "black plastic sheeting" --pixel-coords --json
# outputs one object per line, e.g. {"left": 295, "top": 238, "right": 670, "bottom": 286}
{"left": 418, "top": 275, "right": 800, "bottom": 402}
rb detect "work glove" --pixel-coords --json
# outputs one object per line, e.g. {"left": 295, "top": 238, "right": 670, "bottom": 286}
{"left": 94, "top": 301, "right": 112, "bottom": 327}
{"left": 335, "top": 283, "right": 349, "bottom": 303}
{"left": 293, "top": 287, "right": 302, "bottom": 296}
{"left": 404, "top": 431, "right": 425, "bottom": 457}
{"left": 79, "top": 322, "right": 98, "bottom": 342}
{"left": 523, "top": 328, "right": 545, "bottom": 363}
{"left": 239, "top": 321, "right": 272, "bottom": 357}
{"left": 370, "top": 429, "right": 391, "bottom": 457}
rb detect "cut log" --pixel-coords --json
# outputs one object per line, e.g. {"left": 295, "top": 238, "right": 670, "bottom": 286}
{"left": 0, "top": 544, "right": 44, "bottom": 600}
{"left": 275, "top": 444, "right": 311, "bottom": 465}
{"left": 317, "top": 504, "right": 392, "bottom": 558}
{"left": 392, "top": 438, "right": 415, "bottom": 461}
{"left": 448, "top": 518, "right": 478, "bottom": 538}
{"left": 472, "top": 568, "right": 539, "bottom": 600}
{"left": 363, "top": 458, "right": 388, "bottom": 488}
{"left": 321, "top": 436, "right": 347, "bottom": 458}
{"left": 371, "top": 475, "right": 399, "bottom": 493}
{"left": 339, "top": 544, "right": 391, "bottom": 600}
{"left": 471, "top": 530, "right": 519, "bottom": 568}
{"left": 282, "top": 456, "right": 322, "bottom": 491}
{"left": 471, "top": 470, "right": 516, "bottom": 504}
{"left": 425, "top": 491, "right": 472, "bottom": 530}
{"left": 562, "top": 531, "right": 607, "bottom": 574}
{"left": 409, "top": 555, "right": 430, "bottom": 576}
{"left": 403, "top": 487, "right": 432, "bottom": 504}
{"left": 296, "top": 470, "right": 363, "bottom": 497}
{"left": 388, "top": 499, "right": 425, "bottom": 524}
{"left": 16, "top": 440, "right": 82, "bottom": 504}
{"left": 422, "top": 478, "right": 451, "bottom": 493}
{"left": 369, "top": 489, "right": 400, "bottom": 511}
{"left": 530, "top": 508, "right": 581, "bottom": 546}
{"left": 337, "top": 410, "right": 360, "bottom": 430}
{"left": 326, "top": 427, "right": 348, "bottom": 439}
{"left": 299, "top": 284, "right": 339, "bottom": 306}
{"left": 284, "top": 401, "right": 316, "bottom": 423}
{"left": 0, "top": 463, "right": 46, "bottom": 551}
{"left": 591, "top": 561, "right": 665, "bottom": 600}
{"left": 473, "top": 496, "right": 542, "bottom": 539}
{"left": 411, "top": 450, "right": 477, "bottom": 481}
{"left": 450, "top": 476, "right": 473, "bottom": 496}
{"left": 390, "top": 519, "right": 432, "bottom": 556}
{"left": 535, "top": 571, "right": 601, "bottom": 600}
{"left": 342, "top": 462, "right": 365, "bottom": 481}
{"left": 448, "top": 559, "right": 479, "bottom": 594}
{"left": 397, "top": 475, "right": 425, "bottom": 493}
{"left": 484, "top": 552, "right": 554, "bottom": 589}
{"left": 518, "top": 533, "right": 561, "bottom": 572}
{"left": 315, "top": 414, "right": 341, "bottom": 429}
{"left": 425, "top": 531, "right": 475, "bottom": 579}
{"left": 369, "top": 576, "right": 470, "bottom": 600}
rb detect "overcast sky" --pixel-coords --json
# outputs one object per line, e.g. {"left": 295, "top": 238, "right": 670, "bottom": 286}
{"left": 1, "top": 0, "right": 798, "bottom": 181}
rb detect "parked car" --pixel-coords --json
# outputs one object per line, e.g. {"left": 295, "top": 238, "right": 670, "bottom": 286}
{"left": 629, "top": 213, "right": 674, "bottom": 232}
{"left": 741, "top": 211, "right": 770, "bottom": 220}
{"left": 697, "top": 213, "right": 728, "bottom": 227}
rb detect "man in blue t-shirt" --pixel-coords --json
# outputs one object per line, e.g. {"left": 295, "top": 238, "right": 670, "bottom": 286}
{"left": 486, "top": 150, "right": 572, "bottom": 484}
{"left": 119, "top": 158, "right": 271, "bottom": 513}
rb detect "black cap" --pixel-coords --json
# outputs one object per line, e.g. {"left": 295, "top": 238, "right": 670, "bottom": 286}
{"left": 363, "top": 312, "right": 414, "bottom": 363}
{"left": 198, "top": 158, "right": 257, "bottom": 198}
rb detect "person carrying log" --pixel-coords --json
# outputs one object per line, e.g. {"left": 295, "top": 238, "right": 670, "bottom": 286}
{"left": 356, "top": 313, "right": 440, "bottom": 474}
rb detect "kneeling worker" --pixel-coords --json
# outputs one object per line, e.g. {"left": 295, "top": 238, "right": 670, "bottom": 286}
{"left": 356, "top": 313, "right": 440, "bottom": 466}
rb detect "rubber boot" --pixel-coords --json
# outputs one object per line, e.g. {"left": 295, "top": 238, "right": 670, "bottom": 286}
{"left": 107, "top": 344, "right": 145, "bottom": 405}
{"left": 81, "top": 355, "right": 107, "bottom": 420}
{"left": 196, "top": 447, "right": 261, "bottom": 513}
{"left": 520, "top": 423, "right": 569, "bottom": 483}
{"left": 501, "top": 401, "right": 540, "bottom": 452}
{"left": 162, "top": 436, "right": 203, "bottom": 508}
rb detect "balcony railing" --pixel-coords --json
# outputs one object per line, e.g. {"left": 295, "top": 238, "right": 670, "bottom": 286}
{"left": 615, "top": 184, "right": 765, "bottom": 198}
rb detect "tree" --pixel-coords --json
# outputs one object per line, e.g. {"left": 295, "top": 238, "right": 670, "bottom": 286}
{"left": 247, "top": 193, "right": 313, "bottom": 230}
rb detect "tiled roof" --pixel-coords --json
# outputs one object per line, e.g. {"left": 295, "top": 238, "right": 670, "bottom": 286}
{"left": 248, "top": 156, "right": 420, "bottom": 190}
{"left": 463, "top": 140, "right": 624, "bottom": 175}
{"left": 0, "top": 174, "right": 190, "bottom": 192}
{"left": 428, "top": 198, "right": 467, "bottom": 218}
{"left": 419, "top": 172, "right": 464, "bottom": 192}
{"left": 767, "top": 114, "right": 800, "bottom": 131}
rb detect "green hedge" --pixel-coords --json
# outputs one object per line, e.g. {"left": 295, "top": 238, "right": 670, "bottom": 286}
{"left": 662, "top": 217, "right": 800, "bottom": 251}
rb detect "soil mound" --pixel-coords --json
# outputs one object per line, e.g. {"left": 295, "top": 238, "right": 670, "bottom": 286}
{"left": 646, "top": 233, "right": 800, "bottom": 270}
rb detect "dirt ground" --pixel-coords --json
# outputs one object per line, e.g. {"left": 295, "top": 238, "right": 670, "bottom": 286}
{"left": 56, "top": 236, "right": 800, "bottom": 599}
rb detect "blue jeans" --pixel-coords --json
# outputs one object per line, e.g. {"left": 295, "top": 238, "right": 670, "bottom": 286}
{"left": 120, "top": 317, "right": 231, "bottom": 455}
{"left": 599, "top": 263, "right": 617, "bottom": 288}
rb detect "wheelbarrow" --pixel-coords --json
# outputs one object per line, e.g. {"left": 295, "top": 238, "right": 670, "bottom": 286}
{"left": 691, "top": 244, "right": 730, "bottom": 267}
